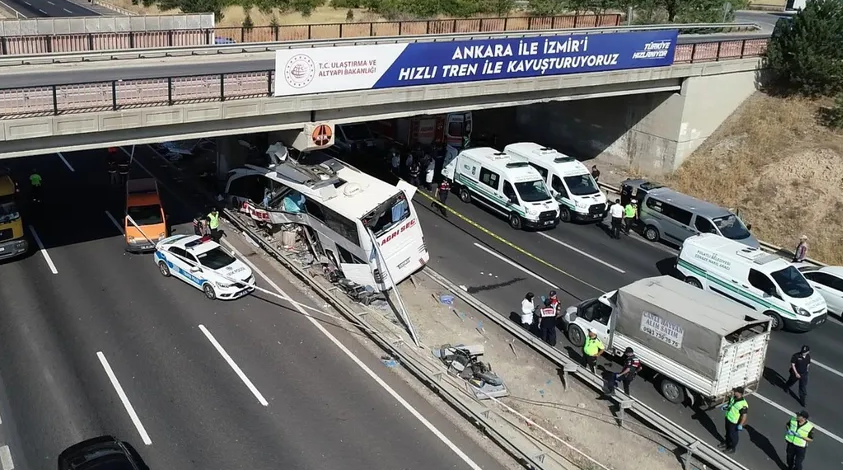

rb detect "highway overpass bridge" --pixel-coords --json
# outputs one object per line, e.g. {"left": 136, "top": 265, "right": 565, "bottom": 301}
{"left": 0, "top": 30, "right": 766, "bottom": 174}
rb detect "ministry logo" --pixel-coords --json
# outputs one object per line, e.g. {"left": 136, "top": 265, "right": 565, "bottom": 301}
{"left": 284, "top": 54, "right": 316, "bottom": 89}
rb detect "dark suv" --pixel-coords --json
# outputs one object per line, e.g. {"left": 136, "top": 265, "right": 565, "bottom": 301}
{"left": 58, "top": 436, "right": 144, "bottom": 470}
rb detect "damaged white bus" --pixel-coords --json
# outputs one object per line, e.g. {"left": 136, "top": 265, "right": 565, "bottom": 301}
{"left": 223, "top": 147, "right": 429, "bottom": 291}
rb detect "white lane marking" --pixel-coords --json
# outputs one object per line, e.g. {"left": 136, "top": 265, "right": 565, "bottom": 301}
{"left": 47, "top": 0, "right": 54, "bottom": 3}
{"left": 0, "top": 445, "right": 13, "bottom": 470}
{"left": 56, "top": 152, "right": 75, "bottom": 172}
{"left": 224, "top": 240, "right": 484, "bottom": 470}
{"left": 28, "top": 226, "right": 57, "bottom": 275}
{"left": 38, "top": 8, "right": 46, "bottom": 13}
{"left": 473, "top": 242, "right": 559, "bottom": 289}
{"left": 23, "top": 1, "right": 30, "bottom": 4}
{"left": 754, "top": 393, "right": 843, "bottom": 445}
{"left": 198, "top": 324, "right": 269, "bottom": 407}
{"left": 105, "top": 210, "right": 124, "bottom": 235}
{"left": 62, "top": 7, "right": 71, "bottom": 12}
{"left": 538, "top": 232, "right": 626, "bottom": 273}
{"left": 812, "top": 359, "right": 843, "bottom": 380}
{"left": 96, "top": 351, "right": 152, "bottom": 446}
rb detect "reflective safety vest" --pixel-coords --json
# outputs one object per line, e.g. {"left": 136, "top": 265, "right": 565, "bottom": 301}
{"left": 725, "top": 397, "right": 748, "bottom": 424}
{"left": 624, "top": 204, "right": 637, "bottom": 218}
{"left": 583, "top": 337, "right": 603, "bottom": 357}
{"left": 207, "top": 212, "right": 220, "bottom": 229}
{"left": 785, "top": 417, "right": 813, "bottom": 447}
{"left": 539, "top": 307, "right": 556, "bottom": 317}
{"left": 29, "top": 174, "right": 42, "bottom": 186}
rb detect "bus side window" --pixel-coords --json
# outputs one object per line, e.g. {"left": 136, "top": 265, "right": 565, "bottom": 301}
{"left": 338, "top": 245, "right": 364, "bottom": 264}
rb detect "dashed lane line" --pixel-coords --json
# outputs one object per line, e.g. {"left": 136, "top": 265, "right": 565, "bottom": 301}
{"left": 224, "top": 239, "right": 485, "bottom": 470}
{"left": 197, "top": 324, "right": 269, "bottom": 407}
{"left": 96, "top": 351, "right": 152, "bottom": 446}
{"left": 537, "top": 232, "right": 626, "bottom": 273}
{"left": 56, "top": 152, "right": 75, "bottom": 172}
{"left": 0, "top": 445, "right": 13, "bottom": 470}
{"left": 28, "top": 226, "right": 57, "bottom": 274}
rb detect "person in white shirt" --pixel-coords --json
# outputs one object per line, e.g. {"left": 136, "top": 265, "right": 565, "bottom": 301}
{"left": 609, "top": 199, "right": 624, "bottom": 239}
{"left": 390, "top": 151, "right": 400, "bottom": 176}
{"left": 521, "top": 292, "right": 536, "bottom": 328}
{"left": 425, "top": 157, "right": 436, "bottom": 191}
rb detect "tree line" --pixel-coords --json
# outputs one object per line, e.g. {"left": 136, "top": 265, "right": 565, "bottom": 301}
{"left": 133, "top": 0, "right": 744, "bottom": 24}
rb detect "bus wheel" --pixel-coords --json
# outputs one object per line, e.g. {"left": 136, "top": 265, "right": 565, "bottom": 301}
{"left": 459, "top": 188, "right": 471, "bottom": 203}
{"left": 684, "top": 277, "right": 702, "bottom": 289}
{"left": 765, "top": 310, "right": 784, "bottom": 331}
{"left": 509, "top": 213, "right": 522, "bottom": 230}
{"left": 559, "top": 207, "right": 571, "bottom": 223}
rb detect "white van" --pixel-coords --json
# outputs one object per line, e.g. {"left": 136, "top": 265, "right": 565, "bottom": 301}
{"left": 677, "top": 233, "right": 828, "bottom": 331}
{"left": 504, "top": 143, "right": 607, "bottom": 223}
{"left": 442, "top": 147, "right": 559, "bottom": 230}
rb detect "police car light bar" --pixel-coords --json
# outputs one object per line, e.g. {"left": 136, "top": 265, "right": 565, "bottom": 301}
{"left": 185, "top": 235, "right": 213, "bottom": 248}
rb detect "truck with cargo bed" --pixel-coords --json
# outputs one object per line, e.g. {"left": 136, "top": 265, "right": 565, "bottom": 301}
{"left": 562, "top": 276, "right": 771, "bottom": 407}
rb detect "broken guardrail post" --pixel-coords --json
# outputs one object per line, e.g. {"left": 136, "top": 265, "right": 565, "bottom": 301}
{"left": 561, "top": 363, "right": 578, "bottom": 391}
{"left": 617, "top": 398, "right": 634, "bottom": 428}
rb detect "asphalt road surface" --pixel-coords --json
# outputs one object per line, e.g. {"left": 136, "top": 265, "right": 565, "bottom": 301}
{"left": 406, "top": 179, "right": 843, "bottom": 470}
{"left": 2, "top": 0, "right": 96, "bottom": 17}
{"left": 0, "top": 150, "right": 505, "bottom": 470}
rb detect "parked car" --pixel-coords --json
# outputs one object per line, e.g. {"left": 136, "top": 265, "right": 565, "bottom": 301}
{"left": 58, "top": 436, "right": 146, "bottom": 470}
{"left": 796, "top": 264, "right": 843, "bottom": 317}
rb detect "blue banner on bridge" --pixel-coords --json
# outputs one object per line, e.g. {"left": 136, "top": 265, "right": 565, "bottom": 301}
{"left": 274, "top": 30, "right": 678, "bottom": 97}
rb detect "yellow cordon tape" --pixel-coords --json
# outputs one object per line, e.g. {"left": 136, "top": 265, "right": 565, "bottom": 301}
{"left": 414, "top": 188, "right": 605, "bottom": 295}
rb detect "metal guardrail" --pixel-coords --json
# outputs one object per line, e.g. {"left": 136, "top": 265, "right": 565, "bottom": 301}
{"left": 596, "top": 182, "right": 826, "bottom": 267}
{"left": 0, "top": 13, "right": 620, "bottom": 57}
{"left": 0, "top": 37, "right": 768, "bottom": 119}
{"left": 0, "top": 23, "right": 762, "bottom": 67}
{"left": 424, "top": 269, "right": 749, "bottom": 470}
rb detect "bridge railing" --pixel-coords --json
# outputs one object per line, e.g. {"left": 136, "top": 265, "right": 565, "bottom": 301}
{"left": 0, "top": 14, "right": 620, "bottom": 56}
{"left": 0, "top": 38, "right": 767, "bottom": 119}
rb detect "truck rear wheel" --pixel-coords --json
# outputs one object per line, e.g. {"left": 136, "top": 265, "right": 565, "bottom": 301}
{"left": 567, "top": 324, "right": 585, "bottom": 347}
{"left": 659, "top": 377, "right": 685, "bottom": 404}
{"left": 459, "top": 188, "right": 471, "bottom": 203}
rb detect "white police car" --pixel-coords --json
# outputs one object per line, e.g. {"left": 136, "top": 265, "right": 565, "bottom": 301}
{"left": 154, "top": 234, "right": 255, "bottom": 300}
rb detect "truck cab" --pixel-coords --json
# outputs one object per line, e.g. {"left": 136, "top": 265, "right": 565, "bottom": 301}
{"left": 562, "top": 292, "right": 614, "bottom": 349}
{"left": 125, "top": 178, "right": 167, "bottom": 253}
{"left": 0, "top": 170, "right": 27, "bottom": 260}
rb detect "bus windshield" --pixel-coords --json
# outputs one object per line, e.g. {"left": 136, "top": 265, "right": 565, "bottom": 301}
{"left": 515, "top": 180, "right": 552, "bottom": 202}
{"left": 563, "top": 174, "right": 600, "bottom": 196}
{"left": 368, "top": 193, "right": 411, "bottom": 237}
{"left": 771, "top": 266, "right": 813, "bottom": 299}
{"left": 0, "top": 198, "right": 20, "bottom": 225}
{"left": 128, "top": 204, "right": 163, "bottom": 226}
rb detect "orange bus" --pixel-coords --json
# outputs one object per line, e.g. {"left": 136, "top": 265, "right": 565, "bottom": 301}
{"left": 125, "top": 178, "right": 167, "bottom": 252}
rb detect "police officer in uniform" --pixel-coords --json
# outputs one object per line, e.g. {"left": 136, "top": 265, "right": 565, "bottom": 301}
{"left": 718, "top": 387, "right": 748, "bottom": 454}
{"left": 623, "top": 198, "right": 638, "bottom": 234}
{"left": 785, "top": 410, "right": 814, "bottom": 470}
{"left": 582, "top": 329, "right": 604, "bottom": 374}
{"left": 538, "top": 298, "right": 558, "bottom": 347}
{"left": 117, "top": 157, "right": 130, "bottom": 185}
{"left": 785, "top": 345, "right": 811, "bottom": 407}
{"left": 29, "top": 169, "right": 43, "bottom": 203}
{"left": 432, "top": 179, "right": 450, "bottom": 217}
{"left": 616, "top": 347, "right": 642, "bottom": 395}
{"left": 207, "top": 208, "right": 222, "bottom": 242}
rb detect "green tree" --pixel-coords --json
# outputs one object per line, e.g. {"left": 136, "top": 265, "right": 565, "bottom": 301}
{"left": 766, "top": 0, "right": 843, "bottom": 96}
{"left": 526, "top": 0, "right": 567, "bottom": 16}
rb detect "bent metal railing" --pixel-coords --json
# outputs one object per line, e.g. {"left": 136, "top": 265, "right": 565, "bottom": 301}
{"left": 0, "top": 38, "right": 767, "bottom": 119}
{"left": 0, "top": 14, "right": 621, "bottom": 56}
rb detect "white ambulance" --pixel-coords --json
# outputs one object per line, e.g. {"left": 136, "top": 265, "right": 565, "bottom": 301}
{"left": 504, "top": 143, "right": 607, "bottom": 223}
{"left": 442, "top": 147, "right": 559, "bottom": 230}
{"left": 677, "top": 233, "right": 828, "bottom": 331}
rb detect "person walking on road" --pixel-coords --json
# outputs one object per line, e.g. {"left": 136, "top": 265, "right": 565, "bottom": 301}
{"left": 207, "top": 208, "right": 223, "bottom": 242}
{"left": 785, "top": 345, "right": 811, "bottom": 407}
{"left": 582, "top": 329, "right": 604, "bottom": 374}
{"left": 425, "top": 158, "right": 436, "bottom": 191}
{"left": 107, "top": 148, "right": 119, "bottom": 185}
{"left": 718, "top": 387, "right": 748, "bottom": 454}
{"left": 623, "top": 199, "right": 638, "bottom": 235}
{"left": 591, "top": 165, "right": 600, "bottom": 183}
{"left": 409, "top": 160, "right": 421, "bottom": 187}
{"left": 609, "top": 199, "right": 624, "bottom": 239}
{"left": 432, "top": 179, "right": 450, "bottom": 217}
{"left": 538, "top": 297, "right": 558, "bottom": 347}
{"left": 785, "top": 410, "right": 814, "bottom": 470}
{"left": 520, "top": 292, "right": 536, "bottom": 330}
{"left": 792, "top": 235, "right": 809, "bottom": 263}
{"left": 29, "top": 169, "right": 42, "bottom": 203}
{"left": 616, "top": 347, "right": 642, "bottom": 395}
{"left": 118, "top": 157, "right": 130, "bottom": 185}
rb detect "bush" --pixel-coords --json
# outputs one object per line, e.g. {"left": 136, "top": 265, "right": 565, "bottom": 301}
{"left": 820, "top": 94, "right": 843, "bottom": 129}
{"left": 765, "top": 0, "right": 843, "bottom": 97}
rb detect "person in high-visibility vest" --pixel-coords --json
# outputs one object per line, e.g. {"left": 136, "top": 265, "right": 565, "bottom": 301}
{"left": 29, "top": 169, "right": 42, "bottom": 203}
{"left": 582, "top": 329, "right": 604, "bottom": 374}
{"left": 207, "top": 208, "right": 222, "bottom": 242}
{"left": 785, "top": 410, "right": 814, "bottom": 470}
{"left": 718, "top": 387, "right": 748, "bottom": 454}
{"left": 623, "top": 198, "right": 638, "bottom": 235}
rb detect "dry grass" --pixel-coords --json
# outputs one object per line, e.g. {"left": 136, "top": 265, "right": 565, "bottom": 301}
{"left": 665, "top": 92, "right": 843, "bottom": 264}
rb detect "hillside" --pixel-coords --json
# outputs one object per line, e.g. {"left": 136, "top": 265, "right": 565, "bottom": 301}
{"left": 666, "top": 92, "right": 843, "bottom": 264}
